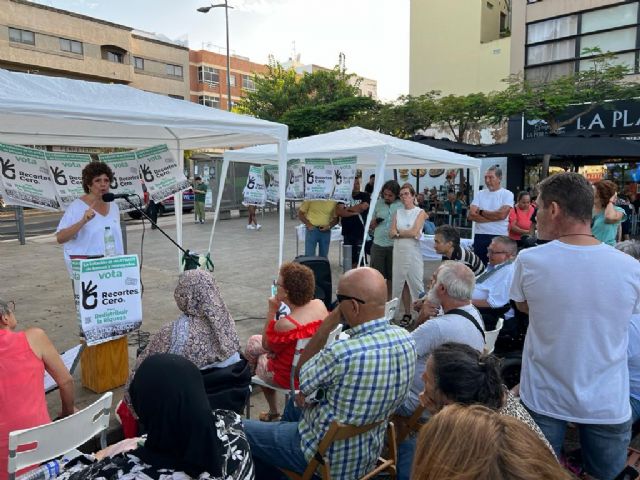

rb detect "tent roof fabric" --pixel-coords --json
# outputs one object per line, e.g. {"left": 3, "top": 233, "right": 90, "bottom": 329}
{"left": 0, "top": 69, "right": 287, "bottom": 148}
{"left": 224, "top": 126, "right": 482, "bottom": 169}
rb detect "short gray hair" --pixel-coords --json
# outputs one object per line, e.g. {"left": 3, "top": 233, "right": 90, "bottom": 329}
{"left": 0, "top": 298, "right": 12, "bottom": 317}
{"left": 436, "top": 261, "right": 476, "bottom": 301}
{"left": 487, "top": 165, "right": 502, "bottom": 179}
{"left": 491, "top": 236, "right": 518, "bottom": 257}
{"left": 616, "top": 240, "right": 640, "bottom": 261}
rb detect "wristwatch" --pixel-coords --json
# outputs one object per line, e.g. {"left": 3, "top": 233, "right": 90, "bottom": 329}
{"left": 478, "top": 209, "right": 484, "bottom": 217}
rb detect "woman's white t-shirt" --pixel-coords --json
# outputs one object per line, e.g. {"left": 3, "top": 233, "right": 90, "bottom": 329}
{"left": 56, "top": 198, "right": 124, "bottom": 276}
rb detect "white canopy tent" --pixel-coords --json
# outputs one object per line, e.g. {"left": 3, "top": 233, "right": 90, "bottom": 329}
{"left": 222, "top": 126, "right": 483, "bottom": 263}
{"left": 0, "top": 69, "right": 289, "bottom": 266}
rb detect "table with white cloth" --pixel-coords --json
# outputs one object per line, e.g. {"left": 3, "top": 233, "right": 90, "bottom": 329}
{"left": 420, "top": 235, "right": 473, "bottom": 261}
{"left": 295, "top": 224, "right": 343, "bottom": 263}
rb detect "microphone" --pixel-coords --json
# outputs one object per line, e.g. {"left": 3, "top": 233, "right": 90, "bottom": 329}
{"left": 102, "top": 192, "right": 133, "bottom": 202}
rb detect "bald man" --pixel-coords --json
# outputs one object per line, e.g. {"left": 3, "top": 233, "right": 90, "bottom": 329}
{"left": 244, "top": 268, "right": 416, "bottom": 480}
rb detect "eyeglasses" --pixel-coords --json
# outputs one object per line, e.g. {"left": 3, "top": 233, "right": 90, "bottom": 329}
{"left": 487, "top": 249, "right": 508, "bottom": 255}
{"left": 336, "top": 294, "right": 366, "bottom": 304}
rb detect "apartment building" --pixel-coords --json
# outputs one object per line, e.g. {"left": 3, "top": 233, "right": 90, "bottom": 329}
{"left": 409, "top": 0, "right": 511, "bottom": 96}
{"left": 189, "top": 49, "right": 267, "bottom": 111}
{"left": 0, "top": 0, "right": 189, "bottom": 98}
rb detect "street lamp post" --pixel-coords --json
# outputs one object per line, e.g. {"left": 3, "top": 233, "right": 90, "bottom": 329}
{"left": 197, "top": 2, "right": 233, "bottom": 111}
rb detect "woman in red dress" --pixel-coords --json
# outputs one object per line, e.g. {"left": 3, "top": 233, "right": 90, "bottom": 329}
{"left": 0, "top": 299, "right": 75, "bottom": 480}
{"left": 244, "top": 263, "right": 327, "bottom": 421}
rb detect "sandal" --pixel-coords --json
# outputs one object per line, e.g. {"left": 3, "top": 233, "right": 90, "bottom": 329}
{"left": 258, "top": 411, "right": 281, "bottom": 422}
{"left": 397, "top": 314, "right": 413, "bottom": 329}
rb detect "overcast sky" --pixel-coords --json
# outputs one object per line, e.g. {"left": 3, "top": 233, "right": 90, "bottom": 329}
{"left": 30, "top": 0, "right": 410, "bottom": 101}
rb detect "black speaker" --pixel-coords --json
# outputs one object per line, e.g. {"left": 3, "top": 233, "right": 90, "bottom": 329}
{"left": 294, "top": 255, "right": 332, "bottom": 309}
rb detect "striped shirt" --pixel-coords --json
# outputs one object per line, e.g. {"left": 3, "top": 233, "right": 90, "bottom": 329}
{"left": 445, "top": 244, "right": 486, "bottom": 276}
{"left": 298, "top": 318, "right": 416, "bottom": 479}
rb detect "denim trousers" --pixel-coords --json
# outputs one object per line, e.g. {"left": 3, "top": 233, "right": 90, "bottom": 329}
{"left": 243, "top": 419, "right": 309, "bottom": 480}
{"left": 304, "top": 227, "right": 331, "bottom": 257}
{"left": 526, "top": 407, "right": 632, "bottom": 480}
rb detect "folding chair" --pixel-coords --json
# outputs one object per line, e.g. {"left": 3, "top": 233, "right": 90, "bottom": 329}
{"left": 280, "top": 420, "right": 398, "bottom": 480}
{"left": 246, "top": 324, "right": 343, "bottom": 418}
{"left": 484, "top": 317, "right": 504, "bottom": 355}
{"left": 8, "top": 392, "right": 112, "bottom": 480}
{"left": 393, "top": 405, "right": 427, "bottom": 443}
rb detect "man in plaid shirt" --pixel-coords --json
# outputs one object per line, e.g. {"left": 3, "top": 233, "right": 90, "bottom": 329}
{"left": 244, "top": 267, "right": 416, "bottom": 479}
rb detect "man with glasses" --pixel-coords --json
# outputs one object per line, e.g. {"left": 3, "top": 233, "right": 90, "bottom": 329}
{"left": 244, "top": 267, "right": 415, "bottom": 479}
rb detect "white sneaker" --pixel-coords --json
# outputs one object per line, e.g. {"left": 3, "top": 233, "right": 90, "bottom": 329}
{"left": 246, "top": 224, "right": 255, "bottom": 230}
{"left": 255, "top": 224, "right": 262, "bottom": 230}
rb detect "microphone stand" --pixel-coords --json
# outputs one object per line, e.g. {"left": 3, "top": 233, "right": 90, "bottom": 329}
{"left": 122, "top": 196, "right": 190, "bottom": 256}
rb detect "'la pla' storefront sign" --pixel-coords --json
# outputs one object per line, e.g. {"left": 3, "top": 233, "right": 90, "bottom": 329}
{"left": 72, "top": 255, "right": 142, "bottom": 346}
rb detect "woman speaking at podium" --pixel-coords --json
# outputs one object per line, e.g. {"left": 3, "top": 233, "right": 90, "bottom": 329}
{"left": 56, "top": 162, "right": 124, "bottom": 277}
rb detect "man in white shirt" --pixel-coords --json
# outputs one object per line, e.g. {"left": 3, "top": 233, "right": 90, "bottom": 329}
{"left": 468, "top": 166, "right": 514, "bottom": 265}
{"left": 510, "top": 172, "right": 640, "bottom": 480}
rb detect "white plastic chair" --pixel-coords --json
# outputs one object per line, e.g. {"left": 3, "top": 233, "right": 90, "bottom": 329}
{"left": 8, "top": 392, "right": 113, "bottom": 480}
{"left": 484, "top": 317, "right": 504, "bottom": 355}
{"left": 246, "top": 324, "right": 344, "bottom": 418}
{"left": 385, "top": 298, "right": 399, "bottom": 321}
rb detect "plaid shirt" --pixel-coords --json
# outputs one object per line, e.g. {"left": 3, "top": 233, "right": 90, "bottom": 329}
{"left": 298, "top": 317, "right": 416, "bottom": 479}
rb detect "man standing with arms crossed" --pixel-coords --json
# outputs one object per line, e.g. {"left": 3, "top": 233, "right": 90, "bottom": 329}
{"left": 298, "top": 199, "right": 338, "bottom": 258}
{"left": 511, "top": 173, "right": 640, "bottom": 480}
{"left": 467, "top": 166, "right": 513, "bottom": 265}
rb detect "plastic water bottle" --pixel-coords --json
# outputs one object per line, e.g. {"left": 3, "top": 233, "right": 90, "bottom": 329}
{"left": 104, "top": 226, "right": 116, "bottom": 257}
{"left": 19, "top": 460, "right": 60, "bottom": 480}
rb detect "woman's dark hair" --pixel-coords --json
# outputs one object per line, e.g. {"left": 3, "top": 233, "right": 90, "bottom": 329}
{"left": 82, "top": 162, "right": 114, "bottom": 194}
{"left": 280, "top": 262, "right": 315, "bottom": 307}
{"left": 593, "top": 179, "right": 617, "bottom": 207}
{"left": 381, "top": 180, "right": 400, "bottom": 198}
{"left": 434, "top": 225, "right": 460, "bottom": 248}
{"left": 517, "top": 191, "right": 531, "bottom": 202}
{"left": 431, "top": 342, "right": 504, "bottom": 410}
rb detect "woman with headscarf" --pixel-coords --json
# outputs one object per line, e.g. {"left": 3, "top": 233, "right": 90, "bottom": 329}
{"left": 57, "top": 354, "right": 254, "bottom": 480}
{"left": 119, "top": 270, "right": 248, "bottom": 434}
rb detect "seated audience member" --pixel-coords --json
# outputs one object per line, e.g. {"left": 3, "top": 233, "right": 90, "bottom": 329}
{"left": 421, "top": 342, "right": 552, "bottom": 451}
{"left": 243, "top": 267, "right": 416, "bottom": 480}
{"left": 433, "top": 225, "right": 485, "bottom": 276}
{"left": 442, "top": 190, "right": 463, "bottom": 221}
{"left": 412, "top": 404, "right": 570, "bottom": 480}
{"left": 0, "top": 298, "right": 75, "bottom": 479}
{"left": 122, "top": 270, "right": 248, "bottom": 433}
{"left": 244, "top": 262, "right": 327, "bottom": 422}
{"left": 58, "top": 354, "right": 253, "bottom": 480}
{"left": 396, "top": 263, "right": 485, "bottom": 480}
{"left": 617, "top": 240, "right": 640, "bottom": 422}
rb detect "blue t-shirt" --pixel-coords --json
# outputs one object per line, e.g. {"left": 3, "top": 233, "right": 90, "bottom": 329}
{"left": 592, "top": 206, "right": 626, "bottom": 246}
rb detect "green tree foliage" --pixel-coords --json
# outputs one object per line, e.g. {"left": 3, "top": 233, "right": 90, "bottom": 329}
{"left": 235, "top": 57, "right": 376, "bottom": 138}
{"left": 433, "top": 92, "right": 496, "bottom": 142}
{"left": 358, "top": 93, "right": 438, "bottom": 139}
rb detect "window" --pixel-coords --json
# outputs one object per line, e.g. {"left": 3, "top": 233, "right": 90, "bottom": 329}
{"left": 106, "top": 51, "right": 124, "bottom": 63}
{"left": 527, "top": 39, "right": 575, "bottom": 65}
{"left": 168, "top": 94, "right": 184, "bottom": 100}
{"left": 198, "top": 66, "right": 219, "bottom": 84}
{"left": 525, "top": 62, "right": 575, "bottom": 82}
{"left": 59, "top": 38, "right": 83, "bottom": 54}
{"left": 229, "top": 74, "right": 236, "bottom": 87}
{"left": 581, "top": 3, "right": 638, "bottom": 34}
{"left": 242, "top": 75, "right": 256, "bottom": 91}
{"left": 580, "top": 52, "right": 636, "bottom": 71}
{"left": 527, "top": 16, "right": 578, "bottom": 43}
{"left": 166, "top": 64, "right": 183, "bottom": 78}
{"left": 133, "top": 57, "right": 144, "bottom": 70}
{"left": 9, "top": 28, "right": 35, "bottom": 45}
{"left": 580, "top": 28, "right": 637, "bottom": 55}
{"left": 198, "top": 95, "right": 220, "bottom": 108}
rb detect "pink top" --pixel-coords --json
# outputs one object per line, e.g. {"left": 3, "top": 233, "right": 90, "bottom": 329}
{"left": 0, "top": 330, "right": 51, "bottom": 480}
{"left": 508, "top": 205, "right": 535, "bottom": 241}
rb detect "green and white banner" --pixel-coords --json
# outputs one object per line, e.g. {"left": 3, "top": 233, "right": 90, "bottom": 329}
{"left": 98, "top": 151, "right": 144, "bottom": 212}
{"left": 332, "top": 156, "right": 357, "bottom": 203}
{"left": 0, "top": 143, "right": 60, "bottom": 211}
{"left": 72, "top": 255, "right": 142, "bottom": 346}
{"left": 135, "top": 144, "right": 190, "bottom": 203}
{"left": 304, "top": 158, "right": 334, "bottom": 200}
{"left": 242, "top": 165, "right": 266, "bottom": 206}
{"left": 286, "top": 159, "right": 304, "bottom": 200}
{"left": 45, "top": 152, "right": 91, "bottom": 209}
{"left": 264, "top": 165, "right": 279, "bottom": 205}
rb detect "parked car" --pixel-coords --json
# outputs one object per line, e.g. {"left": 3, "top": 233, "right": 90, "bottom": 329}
{"left": 158, "top": 188, "right": 195, "bottom": 215}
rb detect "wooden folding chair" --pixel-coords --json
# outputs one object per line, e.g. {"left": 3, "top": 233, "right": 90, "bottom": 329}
{"left": 393, "top": 405, "right": 427, "bottom": 443}
{"left": 8, "top": 392, "right": 112, "bottom": 480}
{"left": 281, "top": 420, "right": 398, "bottom": 480}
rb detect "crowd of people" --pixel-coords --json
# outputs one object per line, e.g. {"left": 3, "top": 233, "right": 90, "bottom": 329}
{"left": 4, "top": 162, "right": 640, "bottom": 480}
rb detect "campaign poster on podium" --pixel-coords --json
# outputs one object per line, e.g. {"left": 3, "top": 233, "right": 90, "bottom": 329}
{"left": 135, "top": 144, "right": 190, "bottom": 203}
{"left": 242, "top": 165, "right": 266, "bottom": 206}
{"left": 44, "top": 152, "right": 91, "bottom": 209}
{"left": 72, "top": 255, "right": 142, "bottom": 346}
{"left": 0, "top": 143, "right": 60, "bottom": 211}
{"left": 98, "top": 151, "right": 144, "bottom": 212}
{"left": 332, "top": 156, "right": 357, "bottom": 203}
{"left": 304, "top": 158, "right": 334, "bottom": 200}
